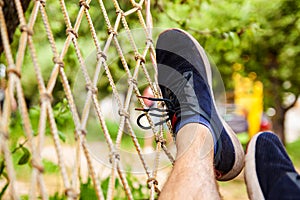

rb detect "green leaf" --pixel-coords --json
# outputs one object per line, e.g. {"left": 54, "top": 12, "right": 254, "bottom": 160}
{"left": 80, "top": 178, "right": 97, "bottom": 200}
{"left": 18, "top": 147, "right": 30, "bottom": 165}
{"left": 58, "top": 131, "right": 66, "bottom": 143}
{"left": 63, "top": 98, "right": 68, "bottom": 105}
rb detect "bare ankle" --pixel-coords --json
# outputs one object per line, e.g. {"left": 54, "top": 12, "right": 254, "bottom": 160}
{"left": 175, "top": 123, "right": 214, "bottom": 160}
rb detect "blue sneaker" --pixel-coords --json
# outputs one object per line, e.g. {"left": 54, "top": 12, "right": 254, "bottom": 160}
{"left": 154, "top": 28, "right": 244, "bottom": 181}
{"left": 245, "top": 132, "right": 300, "bottom": 200}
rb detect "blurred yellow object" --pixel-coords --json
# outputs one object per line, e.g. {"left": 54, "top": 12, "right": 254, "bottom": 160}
{"left": 233, "top": 70, "right": 263, "bottom": 138}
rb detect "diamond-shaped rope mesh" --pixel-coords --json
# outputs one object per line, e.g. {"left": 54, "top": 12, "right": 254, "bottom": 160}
{"left": 0, "top": 0, "right": 175, "bottom": 199}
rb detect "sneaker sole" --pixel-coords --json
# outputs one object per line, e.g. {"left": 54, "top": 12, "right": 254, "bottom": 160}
{"left": 160, "top": 28, "right": 245, "bottom": 181}
{"left": 244, "top": 132, "right": 265, "bottom": 199}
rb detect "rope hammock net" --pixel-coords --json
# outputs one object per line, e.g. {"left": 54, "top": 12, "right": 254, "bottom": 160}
{"left": 0, "top": 0, "right": 176, "bottom": 199}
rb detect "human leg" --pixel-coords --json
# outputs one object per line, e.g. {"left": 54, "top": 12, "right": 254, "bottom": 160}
{"left": 136, "top": 28, "right": 244, "bottom": 198}
{"left": 159, "top": 123, "right": 220, "bottom": 200}
{"left": 151, "top": 28, "right": 244, "bottom": 198}
{"left": 245, "top": 131, "right": 300, "bottom": 200}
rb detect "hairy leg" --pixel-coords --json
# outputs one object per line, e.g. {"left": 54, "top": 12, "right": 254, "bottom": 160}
{"left": 159, "top": 123, "right": 220, "bottom": 200}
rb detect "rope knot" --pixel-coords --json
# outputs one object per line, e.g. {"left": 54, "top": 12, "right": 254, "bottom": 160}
{"left": 146, "top": 37, "right": 153, "bottom": 45}
{"left": 40, "top": 92, "right": 53, "bottom": 103}
{"left": 134, "top": 53, "right": 145, "bottom": 64}
{"left": 79, "top": 0, "right": 89, "bottom": 10}
{"left": 116, "top": 9, "right": 125, "bottom": 16}
{"left": 74, "top": 128, "right": 87, "bottom": 140}
{"left": 118, "top": 109, "right": 129, "bottom": 118}
{"left": 66, "top": 28, "right": 78, "bottom": 38}
{"left": 109, "top": 151, "right": 120, "bottom": 163}
{"left": 31, "top": 160, "right": 45, "bottom": 173}
{"left": 85, "top": 83, "right": 98, "bottom": 94}
{"left": 147, "top": 177, "right": 161, "bottom": 195}
{"left": 155, "top": 135, "right": 166, "bottom": 146}
{"left": 20, "top": 25, "right": 34, "bottom": 36}
{"left": 36, "top": 0, "right": 46, "bottom": 7}
{"left": 107, "top": 28, "right": 118, "bottom": 36}
{"left": 128, "top": 77, "right": 137, "bottom": 86}
{"left": 97, "top": 51, "right": 107, "bottom": 61}
{"left": 7, "top": 68, "right": 21, "bottom": 79}
{"left": 52, "top": 57, "right": 64, "bottom": 68}
{"left": 134, "top": 3, "right": 142, "bottom": 11}
{"left": 147, "top": 177, "right": 158, "bottom": 188}
{"left": 80, "top": 129, "right": 87, "bottom": 136}
{"left": 64, "top": 188, "right": 78, "bottom": 199}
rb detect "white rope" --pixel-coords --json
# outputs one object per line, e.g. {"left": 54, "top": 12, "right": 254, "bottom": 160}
{"left": 0, "top": 0, "right": 176, "bottom": 199}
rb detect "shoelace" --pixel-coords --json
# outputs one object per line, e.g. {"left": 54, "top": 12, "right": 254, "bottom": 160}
{"left": 136, "top": 72, "right": 200, "bottom": 130}
{"left": 135, "top": 96, "right": 173, "bottom": 130}
{"left": 135, "top": 96, "right": 196, "bottom": 130}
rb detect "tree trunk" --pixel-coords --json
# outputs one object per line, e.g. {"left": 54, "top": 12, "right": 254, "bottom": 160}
{"left": 272, "top": 97, "right": 285, "bottom": 144}
{"left": 0, "top": 0, "right": 31, "bottom": 54}
{"left": 266, "top": 52, "right": 286, "bottom": 143}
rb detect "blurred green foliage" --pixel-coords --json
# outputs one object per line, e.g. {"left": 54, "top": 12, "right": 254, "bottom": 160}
{"left": 1, "top": 98, "right": 148, "bottom": 198}
{"left": 80, "top": 175, "right": 150, "bottom": 200}
{"left": 0, "top": 0, "right": 299, "bottom": 111}
{"left": 153, "top": 0, "right": 300, "bottom": 100}
{"left": 286, "top": 139, "right": 300, "bottom": 167}
{"left": 1, "top": 0, "right": 300, "bottom": 198}
{"left": 152, "top": 0, "right": 300, "bottom": 138}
